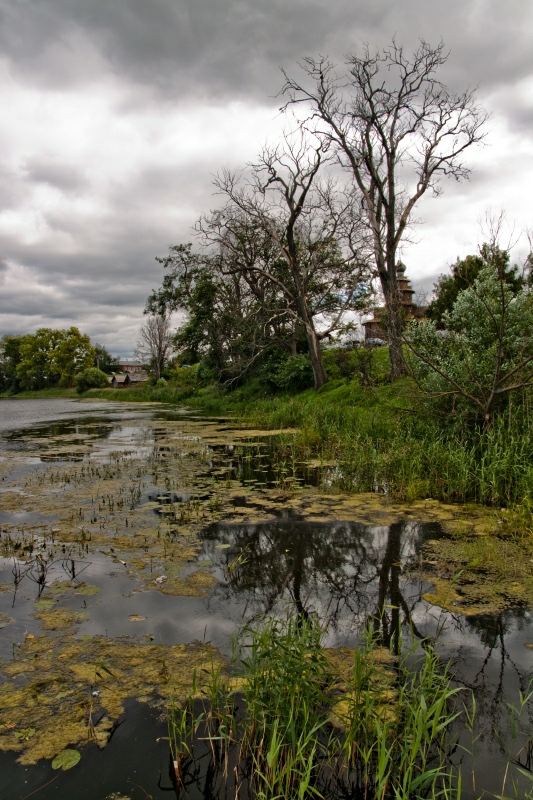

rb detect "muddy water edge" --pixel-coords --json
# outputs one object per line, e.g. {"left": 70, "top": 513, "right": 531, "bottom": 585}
{"left": 0, "top": 397, "right": 533, "bottom": 799}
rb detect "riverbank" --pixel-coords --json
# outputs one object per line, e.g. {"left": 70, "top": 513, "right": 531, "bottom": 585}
{"left": 0, "top": 387, "right": 77, "bottom": 398}
{"left": 8, "top": 372, "right": 533, "bottom": 516}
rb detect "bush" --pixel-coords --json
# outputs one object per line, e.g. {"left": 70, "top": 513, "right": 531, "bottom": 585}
{"left": 74, "top": 367, "right": 109, "bottom": 394}
{"left": 405, "top": 250, "right": 533, "bottom": 424}
{"left": 270, "top": 353, "right": 314, "bottom": 392}
{"left": 156, "top": 377, "right": 167, "bottom": 387}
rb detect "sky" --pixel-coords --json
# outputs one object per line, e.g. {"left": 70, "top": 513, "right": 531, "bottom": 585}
{"left": 0, "top": 0, "right": 532, "bottom": 356}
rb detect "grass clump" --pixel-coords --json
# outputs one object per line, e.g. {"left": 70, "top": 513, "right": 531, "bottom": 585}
{"left": 168, "top": 615, "right": 465, "bottom": 799}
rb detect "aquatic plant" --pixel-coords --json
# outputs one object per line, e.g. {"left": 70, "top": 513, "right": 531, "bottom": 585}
{"left": 167, "top": 615, "right": 466, "bottom": 799}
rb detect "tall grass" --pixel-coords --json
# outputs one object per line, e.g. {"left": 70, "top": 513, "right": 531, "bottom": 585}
{"left": 87, "top": 377, "right": 533, "bottom": 509}
{"left": 168, "top": 615, "right": 465, "bottom": 799}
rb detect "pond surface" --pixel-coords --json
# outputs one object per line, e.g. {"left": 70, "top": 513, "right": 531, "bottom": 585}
{"left": 0, "top": 398, "right": 532, "bottom": 799}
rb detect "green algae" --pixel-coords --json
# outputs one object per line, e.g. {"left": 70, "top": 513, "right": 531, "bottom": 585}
{"left": 0, "top": 632, "right": 225, "bottom": 765}
{"left": 2, "top": 425, "right": 533, "bottom": 625}
{"left": 420, "top": 530, "right": 533, "bottom": 615}
{"left": 33, "top": 608, "right": 88, "bottom": 630}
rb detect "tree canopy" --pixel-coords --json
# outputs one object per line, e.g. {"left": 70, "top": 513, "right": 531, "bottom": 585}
{"left": 15, "top": 328, "right": 95, "bottom": 390}
{"left": 426, "top": 245, "right": 524, "bottom": 328}
{"left": 405, "top": 244, "right": 533, "bottom": 425}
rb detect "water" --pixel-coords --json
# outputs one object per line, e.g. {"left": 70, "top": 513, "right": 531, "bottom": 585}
{"left": 0, "top": 398, "right": 532, "bottom": 799}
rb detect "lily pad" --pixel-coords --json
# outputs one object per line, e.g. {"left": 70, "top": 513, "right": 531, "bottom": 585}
{"left": 215, "top": 543, "right": 231, "bottom": 549}
{"left": 128, "top": 614, "right": 146, "bottom": 622}
{"left": 52, "top": 748, "right": 81, "bottom": 771}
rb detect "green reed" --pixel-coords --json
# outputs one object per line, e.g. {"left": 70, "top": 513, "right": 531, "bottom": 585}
{"left": 167, "top": 615, "right": 466, "bottom": 799}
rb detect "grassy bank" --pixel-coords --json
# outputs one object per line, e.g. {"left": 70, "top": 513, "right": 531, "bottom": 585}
{"left": 0, "top": 387, "right": 77, "bottom": 399}
{"left": 8, "top": 358, "right": 533, "bottom": 512}
{"left": 86, "top": 375, "right": 533, "bottom": 510}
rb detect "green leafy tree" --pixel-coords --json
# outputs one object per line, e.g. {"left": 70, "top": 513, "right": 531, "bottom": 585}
{"left": 16, "top": 328, "right": 95, "bottom": 390}
{"left": 426, "top": 245, "right": 524, "bottom": 328}
{"left": 405, "top": 245, "right": 533, "bottom": 426}
{"left": 148, "top": 239, "right": 306, "bottom": 384}
{"left": 93, "top": 343, "right": 120, "bottom": 374}
{"left": 0, "top": 334, "right": 24, "bottom": 392}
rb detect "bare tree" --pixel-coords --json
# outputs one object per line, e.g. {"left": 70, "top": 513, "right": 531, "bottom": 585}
{"left": 212, "top": 131, "right": 372, "bottom": 389}
{"left": 282, "top": 39, "right": 489, "bottom": 379}
{"left": 135, "top": 314, "right": 174, "bottom": 379}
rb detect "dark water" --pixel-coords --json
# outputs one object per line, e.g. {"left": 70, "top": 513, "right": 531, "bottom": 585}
{"left": 1, "top": 399, "right": 533, "bottom": 799}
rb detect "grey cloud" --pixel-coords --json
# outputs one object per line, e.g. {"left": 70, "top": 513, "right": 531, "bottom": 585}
{"left": 0, "top": 163, "right": 29, "bottom": 211}
{"left": 1, "top": 0, "right": 532, "bottom": 106}
{"left": 24, "top": 157, "right": 88, "bottom": 193}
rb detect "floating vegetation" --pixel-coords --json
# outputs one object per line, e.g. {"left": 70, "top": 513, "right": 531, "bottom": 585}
{"left": 33, "top": 607, "right": 88, "bottom": 630}
{"left": 3, "top": 403, "right": 533, "bottom": 796}
{"left": 0, "top": 632, "right": 224, "bottom": 765}
{"left": 420, "top": 525, "right": 533, "bottom": 614}
{"left": 0, "top": 612, "right": 12, "bottom": 629}
{"left": 51, "top": 748, "right": 81, "bottom": 770}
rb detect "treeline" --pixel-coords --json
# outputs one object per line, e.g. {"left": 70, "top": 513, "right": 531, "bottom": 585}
{"left": 0, "top": 328, "right": 119, "bottom": 393}
{"left": 147, "top": 39, "right": 488, "bottom": 389}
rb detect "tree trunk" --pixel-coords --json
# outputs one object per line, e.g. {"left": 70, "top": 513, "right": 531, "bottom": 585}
{"left": 381, "top": 270, "right": 407, "bottom": 381}
{"left": 307, "top": 328, "right": 328, "bottom": 389}
{"left": 294, "top": 280, "right": 328, "bottom": 389}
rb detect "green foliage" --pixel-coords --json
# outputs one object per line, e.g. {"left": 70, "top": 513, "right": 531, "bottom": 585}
{"left": 0, "top": 334, "right": 24, "bottom": 392}
{"left": 74, "top": 367, "right": 109, "bottom": 394}
{"left": 263, "top": 353, "right": 314, "bottom": 392}
{"left": 156, "top": 377, "right": 167, "bottom": 387}
{"left": 16, "top": 328, "right": 95, "bottom": 390}
{"left": 426, "top": 245, "right": 523, "bottom": 328}
{"left": 167, "top": 363, "right": 200, "bottom": 392}
{"left": 93, "top": 343, "right": 120, "bottom": 374}
{"left": 406, "top": 250, "right": 533, "bottom": 423}
{"left": 148, "top": 243, "right": 289, "bottom": 382}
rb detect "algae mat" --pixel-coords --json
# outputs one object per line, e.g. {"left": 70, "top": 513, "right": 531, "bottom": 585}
{"left": 0, "top": 632, "right": 223, "bottom": 764}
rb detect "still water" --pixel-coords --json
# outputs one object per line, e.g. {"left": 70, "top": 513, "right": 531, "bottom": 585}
{"left": 0, "top": 398, "right": 532, "bottom": 799}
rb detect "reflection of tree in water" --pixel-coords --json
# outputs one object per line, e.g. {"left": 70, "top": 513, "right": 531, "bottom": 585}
{"left": 203, "top": 517, "right": 429, "bottom": 652}
{"left": 449, "top": 609, "right": 533, "bottom": 761}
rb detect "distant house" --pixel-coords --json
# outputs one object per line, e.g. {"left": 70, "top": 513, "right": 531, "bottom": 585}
{"left": 363, "top": 263, "right": 426, "bottom": 343}
{"left": 111, "top": 374, "right": 130, "bottom": 388}
{"left": 128, "top": 373, "right": 149, "bottom": 386}
{"left": 117, "top": 360, "right": 145, "bottom": 374}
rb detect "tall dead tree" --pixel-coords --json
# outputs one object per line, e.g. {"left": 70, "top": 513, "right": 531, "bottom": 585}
{"left": 282, "top": 40, "right": 488, "bottom": 379}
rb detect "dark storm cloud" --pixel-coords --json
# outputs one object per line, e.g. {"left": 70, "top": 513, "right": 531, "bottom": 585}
{"left": 2, "top": 0, "right": 532, "bottom": 107}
